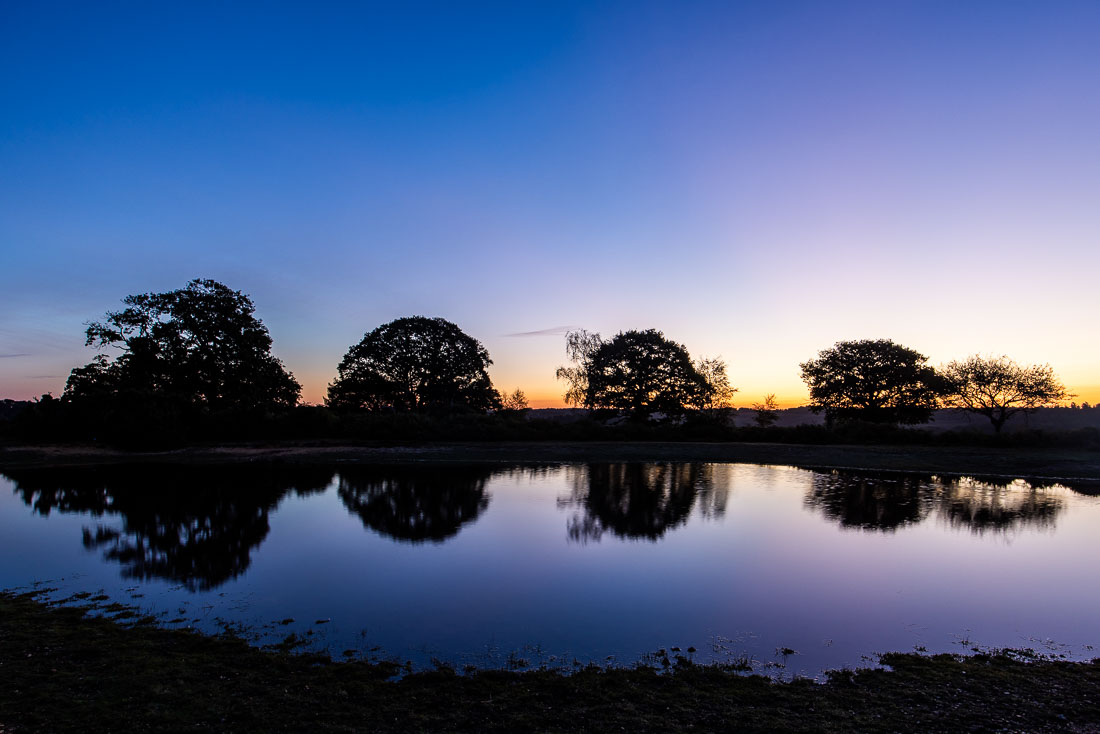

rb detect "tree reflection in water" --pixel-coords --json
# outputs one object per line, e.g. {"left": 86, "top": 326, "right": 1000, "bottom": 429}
{"left": 6, "top": 464, "right": 335, "bottom": 590}
{"left": 804, "top": 471, "right": 1065, "bottom": 534}
{"left": 337, "top": 465, "right": 492, "bottom": 543}
{"left": 560, "top": 463, "right": 726, "bottom": 543}
{"left": 939, "top": 477, "right": 1062, "bottom": 534}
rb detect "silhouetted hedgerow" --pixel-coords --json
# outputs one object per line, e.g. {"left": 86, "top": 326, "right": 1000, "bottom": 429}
{"left": 5, "top": 399, "right": 1100, "bottom": 450}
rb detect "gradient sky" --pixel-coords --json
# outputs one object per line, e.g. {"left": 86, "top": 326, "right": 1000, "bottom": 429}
{"left": 3, "top": 1, "right": 1098, "bottom": 407}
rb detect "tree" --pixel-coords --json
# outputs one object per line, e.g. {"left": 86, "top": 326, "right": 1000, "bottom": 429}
{"left": 940, "top": 355, "right": 1071, "bottom": 433}
{"left": 564, "top": 463, "right": 711, "bottom": 542}
{"left": 751, "top": 394, "right": 780, "bottom": 428}
{"left": 327, "top": 316, "right": 500, "bottom": 412}
{"left": 695, "top": 357, "right": 737, "bottom": 410}
{"left": 337, "top": 465, "right": 492, "bottom": 543}
{"left": 65, "top": 279, "right": 300, "bottom": 410}
{"left": 582, "top": 329, "right": 712, "bottom": 419}
{"left": 555, "top": 329, "right": 602, "bottom": 407}
{"left": 499, "top": 388, "right": 530, "bottom": 412}
{"left": 8, "top": 463, "right": 331, "bottom": 590}
{"left": 799, "top": 339, "right": 944, "bottom": 426}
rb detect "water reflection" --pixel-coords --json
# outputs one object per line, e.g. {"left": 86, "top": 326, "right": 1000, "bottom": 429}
{"left": 939, "top": 478, "right": 1062, "bottom": 534}
{"left": 560, "top": 463, "right": 726, "bottom": 542}
{"left": 805, "top": 471, "right": 1065, "bottom": 534}
{"left": 6, "top": 465, "right": 334, "bottom": 590}
{"left": 337, "top": 465, "right": 492, "bottom": 543}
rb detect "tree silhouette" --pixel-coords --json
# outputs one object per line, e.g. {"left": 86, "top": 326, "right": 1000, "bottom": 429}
{"left": 65, "top": 279, "right": 300, "bottom": 410}
{"left": 555, "top": 329, "right": 603, "bottom": 407}
{"left": 498, "top": 388, "right": 530, "bottom": 412}
{"left": 751, "top": 394, "right": 780, "bottom": 428}
{"left": 580, "top": 330, "right": 713, "bottom": 419}
{"left": 6, "top": 464, "right": 333, "bottom": 590}
{"left": 938, "top": 478, "right": 1062, "bottom": 534}
{"left": 799, "top": 339, "right": 944, "bottom": 426}
{"left": 327, "top": 317, "right": 500, "bottom": 412}
{"left": 562, "top": 463, "right": 715, "bottom": 542}
{"left": 804, "top": 470, "right": 1065, "bottom": 534}
{"left": 804, "top": 472, "right": 931, "bottom": 531}
{"left": 337, "top": 465, "right": 493, "bottom": 543}
{"left": 695, "top": 357, "right": 737, "bottom": 411}
{"left": 940, "top": 355, "right": 1071, "bottom": 432}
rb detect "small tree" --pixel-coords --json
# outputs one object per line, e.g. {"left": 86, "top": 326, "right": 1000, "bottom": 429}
{"left": 327, "top": 316, "right": 500, "bottom": 413}
{"left": 499, "top": 388, "right": 530, "bottom": 412}
{"left": 799, "top": 339, "right": 944, "bottom": 426}
{"left": 940, "top": 355, "right": 1071, "bottom": 433}
{"left": 555, "top": 329, "right": 602, "bottom": 407}
{"left": 751, "top": 394, "right": 780, "bottom": 428}
{"left": 695, "top": 356, "right": 737, "bottom": 411}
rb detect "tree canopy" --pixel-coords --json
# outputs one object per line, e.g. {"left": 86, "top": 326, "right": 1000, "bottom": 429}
{"left": 940, "top": 355, "right": 1070, "bottom": 432}
{"left": 559, "top": 329, "right": 718, "bottom": 419}
{"left": 64, "top": 279, "right": 300, "bottom": 410}
{"left": 326, "top": 316, "right": 500, "bottom": 412}
{"left": 799, "top": 339, "right": 944, "bottom": 426}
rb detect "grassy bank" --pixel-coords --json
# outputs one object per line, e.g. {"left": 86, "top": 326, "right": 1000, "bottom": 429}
{"left": 3, "top": 441, "right": 1100, "bottom": 489}
{"left": 1, "top": 590, "right": 1098, "bottom": 732}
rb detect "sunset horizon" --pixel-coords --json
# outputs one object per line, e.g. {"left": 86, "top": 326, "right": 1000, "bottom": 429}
{"left": 3, "top": 2, "right": 1098, "bottom": 409}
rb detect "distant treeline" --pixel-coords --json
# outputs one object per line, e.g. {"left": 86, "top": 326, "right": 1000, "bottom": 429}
{"left": 1, "top": 278, "right": 1092, "bottom": 449}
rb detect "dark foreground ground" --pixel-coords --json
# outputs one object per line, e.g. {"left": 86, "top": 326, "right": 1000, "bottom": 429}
{"left": 3, "top": 441, "right": 1100, "bottom": 487}
{"left": 1, "top": 591, "right": 1099, "bottom": 733}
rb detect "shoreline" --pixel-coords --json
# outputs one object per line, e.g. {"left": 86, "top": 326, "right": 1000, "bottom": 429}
{"left": 4, "top": 440, "right": 1100, "bottom": 488}
{"left": 1, "top": 589, "right": 1097, "bottom": 732}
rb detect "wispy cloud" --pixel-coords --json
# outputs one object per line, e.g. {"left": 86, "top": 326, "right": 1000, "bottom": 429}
{"left": 0, "top": 353, "right": 30, "bottom": 358}
{"left": 504, "top": 326, "right": 576, "bottom": 338}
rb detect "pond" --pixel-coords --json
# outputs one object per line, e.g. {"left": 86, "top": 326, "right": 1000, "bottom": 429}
{"left": 1, "top": 462, "right": 1097, "bottom": 677}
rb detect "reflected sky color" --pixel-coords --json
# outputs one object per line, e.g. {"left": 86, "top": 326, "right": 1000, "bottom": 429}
{"left": 2, "top": 463, "right": 1099, "bottom": 675}
{"left": 2, "top": 2, "right": 1098, "bottom": 405}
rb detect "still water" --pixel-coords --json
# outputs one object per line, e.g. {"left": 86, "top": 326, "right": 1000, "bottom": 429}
{"left": 2, "top": 462, "right": 1097, "bottom": 677}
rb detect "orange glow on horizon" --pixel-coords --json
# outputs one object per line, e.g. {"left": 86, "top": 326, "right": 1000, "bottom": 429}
{"left": 296, "top": 381, "right": 1100, "bottom": 412}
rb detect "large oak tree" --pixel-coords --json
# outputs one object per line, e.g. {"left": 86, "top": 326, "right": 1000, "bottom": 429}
{"left": 562, "top": 329, "right": 717, "bottom": 419}
{"left": 799, "top": 339, "right": 944, "bottom": 426}
{"left": 326, "top": 316, "right": 500, "bottom": 412}
{"left": 65, "top": 279, "right": 300, "bottom": 410}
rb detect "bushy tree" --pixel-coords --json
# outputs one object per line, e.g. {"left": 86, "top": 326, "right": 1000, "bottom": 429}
{"left": 570, "top": 329, "right": 714, "bottom": 419}
{"left": 940, "top": 355, "right": 1070, "bottom": 432}
{"left": 799, "top": 339, "right": 943, "bottom": 426}
{"left": 327, "top": 316, "right": 500, "bottom": 412}
{"left": 65, "top": 279, "right": 300, "bottom": 410}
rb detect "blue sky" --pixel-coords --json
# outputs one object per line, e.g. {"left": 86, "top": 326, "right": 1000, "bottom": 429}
{"left": 3, "top": 1, "right": 1099, "bottom": 405}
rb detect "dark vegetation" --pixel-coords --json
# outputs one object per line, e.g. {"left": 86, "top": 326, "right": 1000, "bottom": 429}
{"left": 0, "top": 279, "right": 1088, "bottom": 449}
{"left": 5, "top": 398, "right": 1100, "bottom": 451}
{"left": 799, "top": 339, "right": 945, "bottom": 427}
{"left": 556, "top": 328, "right": 730, "bottom": 419}
{"left": 940, "top": 355, "right": 1072, "bottom": 432}
{"left": 326, "top": 316, "right": 500, "bottom": 412}
{"left": 2, "top": 589, "right": 1099, "bottom": 733}
{"left": 66, "top": 278, "right": 300, "bottom": 410}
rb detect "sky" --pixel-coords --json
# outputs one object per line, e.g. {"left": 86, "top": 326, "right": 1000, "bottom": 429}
{"left": 2, "top": 1, "right": 1099, "bottom": 408}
